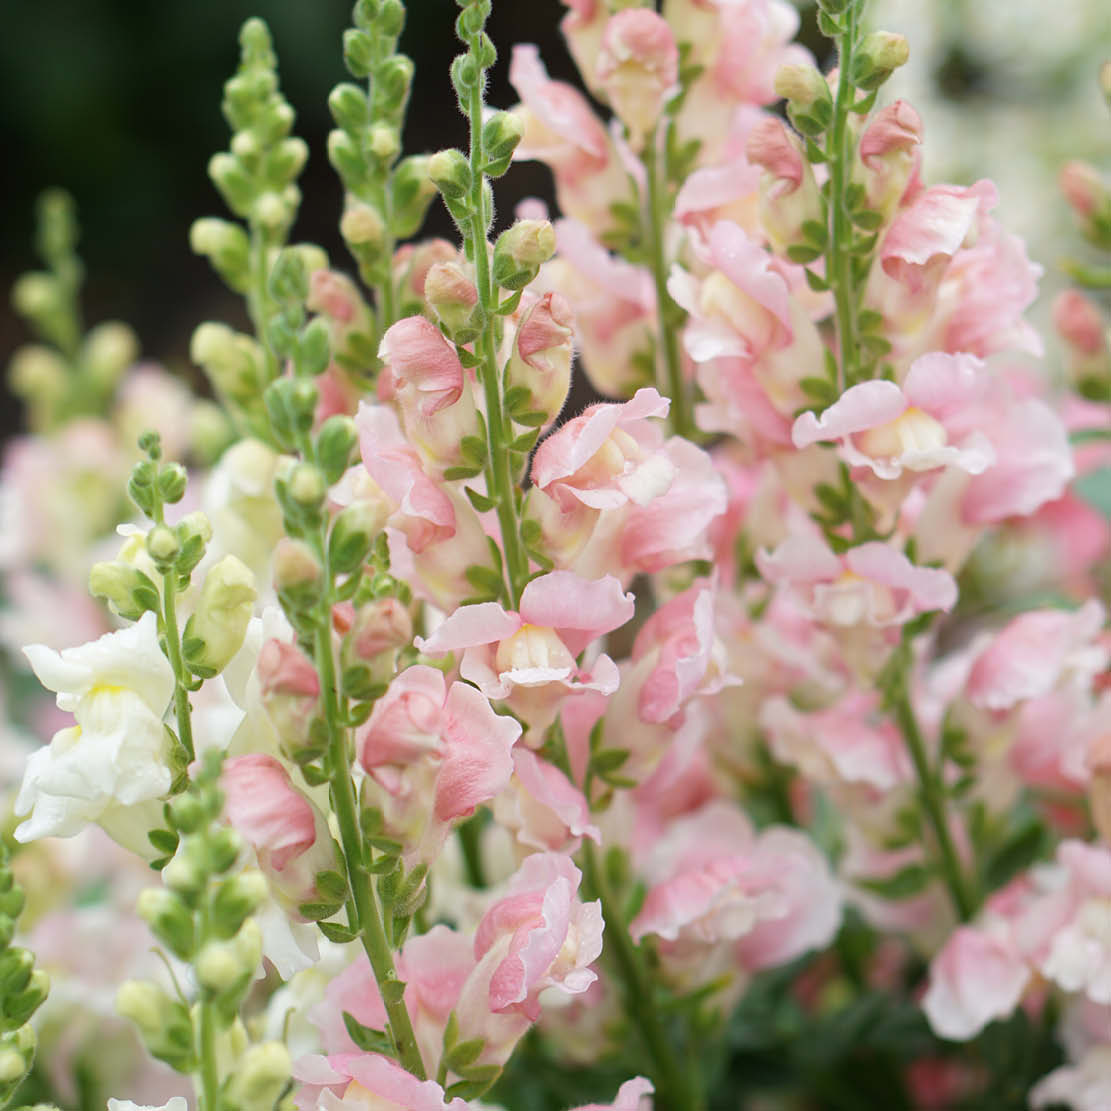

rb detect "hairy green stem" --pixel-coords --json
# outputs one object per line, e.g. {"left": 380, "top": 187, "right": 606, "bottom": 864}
{"left": 892, "top": 685, "right": 976, "bottom": 922}
{"left": 827, "top": 8, "right": 860, "bottom": 392}
{"left": 466, "top": 37, "right": 529, "bottom": 607}
{"left": 312, "top": 579, "right": 426, "bottom": 1078}
{"left": 160, "top": 573, "right": 196, "bottom": 764}
{"left": 196, "top": 901, "right": 221, "bottom": 1111}
{"left": 581, "top": 842, "right": 700, "bottom": 1111}
{"left": 643, "top": 141, "right": 692, "bottom": 439}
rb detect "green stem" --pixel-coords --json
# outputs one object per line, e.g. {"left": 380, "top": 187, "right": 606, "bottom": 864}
{"left": 466, "top": 38, "right": 529, "bottom": 607}
{"left": 643, "top": 140, "right": 692, "bottom": 439}
{"left": 891, "top": 685, "right": 976, "bottom": 922}
{"left": 313, "top": 578, "right": 426, "bottom": 1078}
{"left": 247, "top": 222, "right": 279, "bottom": 382}
{"left": 161, "top": 572, "right": 196, "bottom": 764}
{"left": 196, "top": 901, "right": 221, "bottom": 1111}
{"left": 827, "top": 7, "right": 860, "bottom": 392}
{"left": 581, "top": 842, "right": 700, "bottom": 1111}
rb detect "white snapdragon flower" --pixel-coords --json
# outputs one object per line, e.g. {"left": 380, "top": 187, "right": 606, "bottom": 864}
{"left": 15, "top": 611, "right": 176, "bottom": 853}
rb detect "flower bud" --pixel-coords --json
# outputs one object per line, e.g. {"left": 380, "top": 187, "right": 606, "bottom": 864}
{"left": 11, "top": 273, "right": 60, "bottom": 319}
{"left": 0, "top": 949, "right": 33, "bottom": 997}
{"left": 137, "top": 888, "right": 196, "bottom": 959}
{"left": 288, "top": 462, "right": 328, "bottom": 511}
{"left": 1060, "top": 161, "right": 1111, "bottom": 246}
{"left": 211, "top": 872, "right": 268, "bottom": 938}
{"left": 146, "top": 524, "right": 181, "bottom": 569}
{"left": 2, "top": 969, "right": 48, "bottom": 1027}
{"left": 195, "top": 920, "right": 262, "bottom": 995}
{"left": 227, "top": 1042, "right": 292, "bottom": 1111}
{"left": 850, "top": 32, "right": 910, "bottom": 91}
{"left": 1054, "top": 291, "right": 1107, "bottom": 361}
{"left": 191, "top": 323, "right": 265, "bottom": 408}
{"left": 507, "top": 292, "right": 575, "bottom": 424}
{"left": 391, "top": 155, "right": 437, "bottom": 237}
{"left": 273, "top": 538, "right": 324, "bottom": 609}
{"left": 747, "top": 117, "right": 823, "bottom": 257}
{"left": 183, "top": 556, "right": 257, "bottom": 676}
{"left": 8, "top": 345, "right": 67, "bottom": 414}
{"left": 208, "top": 152, "right": 255, "bottom": 217}
{"left": 428, "top": 148, "right": 471, "bottom": 201}
{"left": 315, "top": 414, "right": 358, "bottom": 484}
{"left": 596, "top": 9, "right": 679, "bottom": 149}
{"left": 337, "top": 498, "right": 391, "bottom": 569}
{"left": 368, "top": 122, "right": 400, "bottom": 163}
{"left": 328, "top": 82, "right": 369, "bottom": 134}
{"left": 493, "top": 219, "right": 557, "bottom": 290}
{"left": 346, "top": 597, "right": 413, "bottom": 662}
{"left": 89, "top": 561, "right": 158, "bottom": 621}
{"left": 775, "top": 63, "right": 834, "bottom": 136}
{"left": 378, "top": 315, "right": 465, "bottom": 416}
{"left": 482, "top": 110, "right": 525, "bottom": 176}
{"left": 116, "top": 981, "right": 170, "bottom": 1035}
{"left": 189, "top": 218, "right": 250, "bottom": 294}
{"left": 425, "top": 261, "right": 482, "bottom": 342}
{"left": 857, "top": 100, "right": 922, "bottom": 218}
{"left": 83, "top": 321, "right": 139, "bottom": 392}
{"left": 340, "top": 201, "right": 385, "bottom": 252}
{"left": 258, "top": 639, "right": 320, "bottom": 756}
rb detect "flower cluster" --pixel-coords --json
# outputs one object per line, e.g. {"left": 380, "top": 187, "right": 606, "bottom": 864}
{"left": 5, "top": 2, "right": 1111, "bottom": 1110}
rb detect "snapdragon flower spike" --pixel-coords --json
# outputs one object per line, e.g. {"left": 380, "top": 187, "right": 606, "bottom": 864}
{"left": 792, "top": 351, "right": 996, "bottom": 480}
{"left": 414, "top": 570, "right": 634, "bottom": 731}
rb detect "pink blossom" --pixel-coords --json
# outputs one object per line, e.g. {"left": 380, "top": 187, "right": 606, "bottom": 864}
{"left": 257, "top": 639, "right": 320, "bottom": 755}
{"left": 507, "top": 290, "right": 575, "bottom": 423}
{"left": 964, "top": 600, "right": 1106, "bottom": 711}
{"left": 747, "top": 116, "right": 821, "bottom": 255}
{"left": 509, "top": 45, "right": 629, "bottom": 233}
{"left": 293, "top": 1052, "right": 468, "bottom": 1111}
{"left": 415, "top": 571, "right": 634, "bottom": 727}
{"left": 569, "top": 1077, "right": 654, "bottom": 1111}
{"left": 922, "top": 925, "right": 1031, "bottom": 1040}
{"left": 792, "top": 351, "right": 996, "bottom": 480}
{"left": 358, "top": 664, "right": 521, "bottom": 825}
{"left": 1055, "top": 290, "right": 1106, "bottom": 359}
{"left": 1061, "top": 160, "right": 1105, "bottom": 220}
{"left": 355, "top": 403, "right": 455, "bottom": 552}
{"left": 757, "top": 531, "right": 957, "bottom": 627}
{"left": 596, "top": 9, "right": 678, "bottom": 147}
{"left": 856, "top": 100, "right": 922, "bottom": 217}
{"left": 377, "top": 316, "right": 464, "bottom": 417}
{"left": 495, "top": 747, "right": 601, "bottom": 852}
{"left": 222, "top": 753, "right": 335, "bottom": 911}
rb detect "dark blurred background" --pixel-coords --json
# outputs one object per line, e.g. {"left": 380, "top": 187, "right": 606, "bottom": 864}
{"left": 0, "top": 0, "right": 592, "bottom": 435}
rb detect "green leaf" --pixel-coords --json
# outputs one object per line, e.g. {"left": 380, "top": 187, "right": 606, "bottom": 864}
{"left": 591, "top": 748, "right": 630, "bottom": 774}
{"left": 443, "top": 465, "right": 484, "bottom": 482}
{"left": 464, "top": 486, "right": 496, "bottom": 513}
{"left": 317, "top": 922, "right": 357, "bottom": 944}
{"left": 147, "top": 828, "right": 179, "bottom": 854}
{"left": 343, "top": 1012, "right": 393, "bottom": 1054}
{"left": 465, "top": 564, "right": 506, "bottom": 597}
{"left": 315, "top": 870, "right": 348, "bottom": 902}
{"left": 461, "top": 436, "right": 488, "bottom": 465}
{"left": 786, "top": 244, "right": 823, "bottom": 264}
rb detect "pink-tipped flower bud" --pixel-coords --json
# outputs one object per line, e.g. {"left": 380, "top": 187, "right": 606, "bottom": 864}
{"left": 393, "top": 239, "right": 458, "bottom": 302}
{"left": 1054, "top": 290, "right": 1106, "bottom": 358}
{"left": 308, "top": 269, "right": 362, "bottom": 326}
{"left": 273, "top": 537, "right": 323, "bottom": 609}
{"left": 507, "top": 292, "right": 575, "bottom": 425}
{"left": 378, "top": 315, "right": 465, "bottom": 417}
{"left": 851, "top": 31, "right": 910, "bottom": 91}
{"left": 595, "top": 9, "right": 678, "bottom": 150}
{"left": 348, "top": 597, "right": 413, "bottom": 662}
{"left": 1061, "top": 161, "right": 1103, "bottom": 218}
{"left": 493, "top": 219, "right": 557, "bottom": 290}
{"left": 425, "top": 260, "right": 482, "bottom": 343}
{"left": 747, "top": 117, "right": 822, "bottom": 258}
{"left": 258, "top": 639, "right": 320, "bottom": 757}
{"left": 857, "top": 99, "right": 922, "bottom": 218}
{"left": 339, "top": 200, "right": 386, "bottom": 252}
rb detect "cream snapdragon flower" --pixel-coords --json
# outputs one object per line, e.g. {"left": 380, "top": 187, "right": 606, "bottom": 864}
{"left": 15, "top": 611, "right": 176, "bottom": 854}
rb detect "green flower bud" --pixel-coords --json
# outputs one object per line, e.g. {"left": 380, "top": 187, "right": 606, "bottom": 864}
{"left": 288, "top": 462, "right": 327, "bottom": 510}
{"left": 183, "top": 555, "right": 257, "bottom": 676}
{"left": 89, "top": 561, "right": 159, "bottom": 621}
{"left": 328, "top": 129, "right": 368, "bottom": 189}
{"left": 482, "top": 110, "right": 525, "bottom": 176}
{"left": 775, "top": 63, "right": 834, "bottom": 135}
{"left": 83, "top": 321, "right": 139, "bottom": 392}
{"left": 388, "top": 157, "right": 434, "bottom": 239}
{"left": 428, "top": 148, "right": 471, "bottom": 201}
{"left": 191, "top": 323, "right": 265, "bottom": 408}
{"left": 160, "top": 850, "right": 207, "bottom": 899}
{"left": 116, "top": 980, "right": 167, "bottom": 1036}
{"left": 3, "top": 970, "right": 47, "bottom": 1027}
{"left": 493, "top": 219, "right": 556, "bottom": 290}
{"left": 208, "top": 152, "right": 255, "bottom": 217}
{"left": 11, "top": 273, "right": 59, "bottom": 319}
{"left": 137, "top": 888, "right": 196, "bottom": 959}
{"left": 377, "top": 55, "right": 414, "bottom": 110}
{"left": 254, "top": 190, "right": 290, "bottom": 229}
{"left": 316, "top": 415, "right": 358, "bottom": 484}
{"left": 343, "top": 29, "right": 374, "bottom": 78}
{"left": 146, "top": 524, "right": 180, "bottom": 570}
{"left": 158, "top": 462, "right": 188, "bottom": 505}
{"left": 211, "top": 872, "right": 268, "bottom": 938}
{"left": 329, "top": 83, "right": 369, "bottom": 133}
{"left": 378, "top": 0, "right": 405, "bottom": 36}
{"left": 167, "top": 792, "right": 207, "bottom": 835}
{"left": 0, "top": 949, "right": 33, "bottom": 996}
{"left": 340, "top": 202, "right": 385, "bottom": 252}
{"left": 0, "top": 1046, "right": 27, "bottom": 1087}
{"left": 267, "top": 137, "right": 309, "bottom": 187}
{"left": 329, "top": 501, "right": 387, "bottom": 575}
{"left": 273, "top": 538, "right": 324, "bottom": 607}
{"left": 8, "top": 345, "right": 67, "bottom": 411}
{"left": 851, "top": 31, "right": 910, "bottom": 91}
{"left": 195, "top": 940, "right": 248, "bottom": 995}
{"left": 228, "top": 1042, "right": 292, "bottom": 1111}
{"left": 425, "top": 260, "right": 482, "bottom": 342}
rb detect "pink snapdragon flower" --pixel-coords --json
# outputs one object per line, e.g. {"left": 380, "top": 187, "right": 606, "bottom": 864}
{"left": 221, "top": 753, "right": 336, "bottom": 912}
{"left": 415, "top": 571, "right": 634, "bottom": 730}
{"left": 357, "top": 665, "right": 521, "bottom": 859}
{"left": 256, "top": 639, "right": 320, "bottom": 757}
{"left": 509, "top": 45, "right": 630, "bottom": 234}
{"left": 855, "top": 100, "right": 922, "bottom": 220}
{"left": 746, "top": 116, "right": 822, "bottom": 257}
{"left": 377, "top": 315, "right": 464, "bottom": 417}
{"left": 294, "top": 1052, "right": 468, "bottom": 1111}
{"left": 494, "top": 747, "right": 601, "bottom": 853}
{"left": 595, "top": 9, "right": 678, "bottom": 149}
{"left": 757, "top": 531, "right": 957, "bottom": 628}
{"left": 454, "top": 852, "right": 604, "bottom": 1064}
{"left": 791, "top": 352, "right": 996, "bottom": 480}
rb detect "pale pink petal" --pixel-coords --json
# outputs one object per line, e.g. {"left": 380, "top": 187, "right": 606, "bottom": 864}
{"left": 518, "top": 571, "right": 636, "bottom": 655}
{"left": 792, "top": 380, "right": 907, "bottom": 449}
{"left": 415, "top": 603, "right": 522, "bottom": 655}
